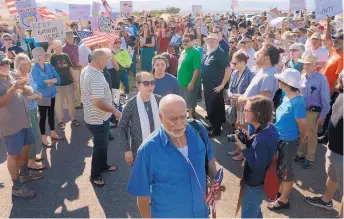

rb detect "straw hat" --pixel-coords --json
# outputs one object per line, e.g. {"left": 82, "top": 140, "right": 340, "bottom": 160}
{"left": 307, "top": 26, "right": 318, "bottom": 33}
{"left": 206, "top": 32, "right": 219, "bottom": 40}
{"left": 281, "top": 31, "right": 296, "bottom": 43}
{"left": 311, "top": 33, "right": 321, "bottom": 40}
{"left": 298, "top": 53, "right": 318, "bottom": 64}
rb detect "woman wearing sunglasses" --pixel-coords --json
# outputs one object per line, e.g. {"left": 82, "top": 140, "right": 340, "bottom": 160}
{"left": 119, "top": 71, "right": 162, "bottom": 166}
{"left": 227, "top": 51, "right": 254, "bottom": 161}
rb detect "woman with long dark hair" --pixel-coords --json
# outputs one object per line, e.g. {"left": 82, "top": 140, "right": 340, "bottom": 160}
{"left": 140, "top": 23, "right": 156, "bottom": 71}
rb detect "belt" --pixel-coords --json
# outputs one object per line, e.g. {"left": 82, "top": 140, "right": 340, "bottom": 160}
{"left": 307, "top": 106, "right": 322, "bottom": 112}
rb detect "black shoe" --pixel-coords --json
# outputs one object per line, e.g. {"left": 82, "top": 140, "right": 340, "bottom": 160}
{"left": 305, "top": 196, "right": 333, "bottom": 210}
{"left": 294, "top": 155, "right": 305, "bottom": 162}
{"left": 318, "top": 135, "right": 328, "bottom": 144}
{"left": 208, "top": 130, "right": 221, "bottom": 138}
{"left": 267, "top": 200, "right": 290, "bottom": 210}
{"left": 317, "top": 130, "right": 326, "bottom": 138}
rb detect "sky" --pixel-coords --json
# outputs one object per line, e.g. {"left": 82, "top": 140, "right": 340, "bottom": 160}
{"left": 36, "top": 0, "right": 317, "bottom": 12}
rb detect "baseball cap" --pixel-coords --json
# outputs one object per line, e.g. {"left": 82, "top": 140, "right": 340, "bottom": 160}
{"left": 311, "top": 33, "right": 321, "bottom": 40}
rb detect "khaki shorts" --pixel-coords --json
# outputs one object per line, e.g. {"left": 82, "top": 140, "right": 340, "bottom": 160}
{"left": 180, "top": 86, "right": 198, "bottom": 109}
{"left": 325, "top": 148, "right": 343, "bottom": 195}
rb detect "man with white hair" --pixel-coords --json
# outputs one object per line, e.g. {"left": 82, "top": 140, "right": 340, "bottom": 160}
{"left": 80, "top": 48, "right": 121, "bottom": 187}
{"left": 128, "top": 94, "right": 218, "bottom": 217}
{"left": 50, "top": 40, "right": 80, "bottom": 131}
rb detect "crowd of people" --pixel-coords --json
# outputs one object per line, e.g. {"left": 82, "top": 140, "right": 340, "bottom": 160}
{"left": 0, "top": 9, "right": 343, "bottom": 218}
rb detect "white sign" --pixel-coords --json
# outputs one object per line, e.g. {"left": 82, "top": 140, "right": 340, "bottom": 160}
{"left": 99, "top": 15, "right": 112, "bottom": 33}
{"left": 315, "top": 0, "right": 343, "bottom": 20}
{"left": 69, "top": 4, "right": 91, "bottom": 20}
{"left": 0, "top": 0, "right": 10, "bottom": 19}
{"left": 16, "top": 0, "right": 40, "bottom": 30}
{"left": 31, "top": 20, "right": 66, "bottom": 42}
{"left": 200, "top": 23, "right": 208, "bottom": 36}
{"left": 92, "top": 2, "right": 100, "bottom": 31}
{"left": 266, "top": 12, "right": 278, "bottom": 22}
{"left": 120, "top": 1, "right": 132, "bottom": 16}
{"left": 289, "top": 0, "right": 306, "bottom": 11}
{"left": 192, "top": 5, "right": 202, "bottom": 16}
{"left": 269, "top": 17, "right": 287, "bottom": 28}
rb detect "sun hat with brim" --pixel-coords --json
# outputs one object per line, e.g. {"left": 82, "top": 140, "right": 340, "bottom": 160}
{"left": 311, "top": 33, "right": 321, "bottom": 40}
{"left": 206, "top": 32, "right": 219, "bottom": 40}
{"left": 289, "top": 43, "right": 305, "bottom": 53}
{"left": 0, "top": 51, "right": 11, "bottom": 65}
{"left": 307, "top": 26, "right": 318, "bottom": 33}
{"left": 298, "top": 53, "right": 318, "bottom": 64}
{"left": 274, "top": 68, "right": 301, "bottom": 89}
{"left": 32, "top": 47, "right": 47, "bottom": 63}
{"left": 292, "top": 28, "right": 301, "bottom": 33}
{"left": 281, "top": 31, "right": 296, "bottom": 43}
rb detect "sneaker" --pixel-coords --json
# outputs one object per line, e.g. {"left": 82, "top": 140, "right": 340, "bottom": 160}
{"left": 303, "top": 159, "right": 313, "bottom": 169}
{"left": 294, "top": 155, "right": 305, "bottom": 162}
{"left": 12, "top": 186, "right": 35, "bottom": 199}
{"left": 267, "top": 200, "right": 290, "bottom": 210}
{"left": 20, "top": 171, "right": 43, "bottom": 183}
{"left": 305, "top": 196, "right": 333, "bottom": 210}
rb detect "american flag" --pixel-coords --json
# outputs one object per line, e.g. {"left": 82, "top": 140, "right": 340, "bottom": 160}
{"left": 76, "top": 31, "right": 93, "bottom": 40}
{"left": 39, "top": 7, "right": 56, "bottom": 20}
{"left": 5, "top": 0, "right": 16, "bottom": 14}
{"left": 206, "top": 168, "right": 223, "bottom": 210}
{"left": 101, "top": 0, "right": 112, "bottom": 13}
{"left": 55, "top": 9, "right": 68, "bottom": 17}
{"left": 81, "top": 32, "right": 118, "bottom": 48}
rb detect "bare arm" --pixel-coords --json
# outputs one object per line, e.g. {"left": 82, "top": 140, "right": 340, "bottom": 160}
{"left": 93, "top": 98, "right": 120, "bottom": 118}
{"left": 296, "top": 118, "right": 307, "bottom": 143}
{"left": 111, "top": 55, "right": 120, "bottom": 71}
{"left": 22, "top": 85, "right": 34, "bottom": 96}
{"left": 145, "top": 37, "right": 155, "bottom": 48}
{"left": 207, "top": 158, "right": 217, "bottom": 180}
{"left": 190, "top": 69, "right": 200, "bottom": 85}
{"left": 220, "top": 67, "right": 232, "bottom": 87}
{"left": 137, "top": 196, "right": 151, "bottom": 218}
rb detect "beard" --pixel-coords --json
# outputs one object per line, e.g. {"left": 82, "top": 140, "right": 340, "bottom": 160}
{"left": 162, "top": 125, "right": 186, "bottom": 138}
{"left": 206, "top": 46, "right": 218, "bottom": 55}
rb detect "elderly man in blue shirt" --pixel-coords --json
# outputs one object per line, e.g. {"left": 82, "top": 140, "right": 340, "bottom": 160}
{"left": 128, "top": 94, "right": 218, "bottom": 218}
{"left": 296, "top": 53, "right": 331, "bottom": 169}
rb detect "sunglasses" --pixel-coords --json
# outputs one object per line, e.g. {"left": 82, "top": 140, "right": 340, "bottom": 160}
{"left": 0, "top": 61, "right": 10, "bottom": 66}
{"left": 290, "top": 49, "right": 299, "bottom": 52}
{"left": 139, "top": 80, "right": 155, "bottom": 86}
{"left": 229, "top": 41, "right": 235, "bottom": 44}
{"left": 240, "top": 41, "right": 248, "bottom": 44}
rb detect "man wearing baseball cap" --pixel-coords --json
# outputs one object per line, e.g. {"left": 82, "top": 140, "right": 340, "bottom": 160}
{"left": 305, "top": 33, "right": 329, "bottom": 72}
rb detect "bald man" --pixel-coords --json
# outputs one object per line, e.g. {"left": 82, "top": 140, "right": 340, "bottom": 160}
{"left": 128, "top": 94, "right": 217, "bottom": 218}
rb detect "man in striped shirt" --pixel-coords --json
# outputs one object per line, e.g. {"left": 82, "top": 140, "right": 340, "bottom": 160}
{"left": 80, "top": 48, "right": 121, "bottom": 187}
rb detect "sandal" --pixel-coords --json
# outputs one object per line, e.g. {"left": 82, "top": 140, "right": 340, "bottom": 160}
{"left": 91, "top": 177, "right": 105, "bottom": 187}
{"left": 71, "top": 120, "right": 80, "bottom": 127}
{"left": 232, "top": 153, "right": 244, "bottom": 161}
{"left": 28, "top": 164, "right": 47, "bottom": 171}
{"left": 228, "top": 150, "right": 240, "bottom": 156}
{"left": 58, "top": 122, "right": 65, "bottom": 131}
{"left": 51, "top": 136, "right": 65, "bottom": 141}
{"left": 104, "top": 165, "right": 118, "bottom": 172}
{"left": 35, "top": 156, "right": 44, "bottom": 162}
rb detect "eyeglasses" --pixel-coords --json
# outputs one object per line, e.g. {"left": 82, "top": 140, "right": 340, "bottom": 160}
{"left": 290, "top": 49, "right": 299, "bottom": 52}
{"left": 240, "top": 41, "right": 247, "bottom": 44}
{"left": 139, "top": 80, "right": 155, "bottom": 86}
{"left": 231, "top": 61, "right": 238, "bottom": 65}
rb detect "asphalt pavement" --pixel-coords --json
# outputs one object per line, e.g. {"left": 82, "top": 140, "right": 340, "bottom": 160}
{"left": 0, "top": 98, "right": 341, "bottom": 218}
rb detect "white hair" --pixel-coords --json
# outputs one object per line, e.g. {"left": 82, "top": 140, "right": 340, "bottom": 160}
{"left": 91, "top": 48, "right": 111, "bottom": 62}
{"left": 51, "top": 40, "right": 63, "bottom": 48}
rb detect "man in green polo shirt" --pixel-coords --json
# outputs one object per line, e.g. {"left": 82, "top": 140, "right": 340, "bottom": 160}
{"left": 177, "top": 33, "right": 201, "bottom": 118}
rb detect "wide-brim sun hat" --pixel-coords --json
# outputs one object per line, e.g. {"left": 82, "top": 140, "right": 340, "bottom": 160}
{"left": 274, "top": 68, "right": 301, "bottom": 89}
{"left": 298, "top": 53, "right": 318, "bottom": 64}
{"left": 206, "top": 32, "right": 219, "bottom": 40}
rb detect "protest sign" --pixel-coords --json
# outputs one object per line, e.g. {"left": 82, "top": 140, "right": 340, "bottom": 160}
{"left": 31, "top": 20, "right": 66, "bottom": 42}
{"left": 120, "top": 1, "right": 132, "bottom": 16}
{"left": 289, "top": 0, "right": 306, "bottom": 11}
{"left": 99, "top": 14, "right": 112, "bottom": 33}
{"left": 192, "top": 5, "right": 202, "bottom": 17}
{"left": 16, "top": 0, "right": 40, "bottom": 30}
{"left": 69, "top": 4, "right": 91, "bottom": 20}
{"left": 111, "top": 12, "right": 119, "bottom": 19}
{"left": 92, "top": 2, "right": 101, "bottom": 31}
{"left": 269, "top": 17, "right": 287, "bottom": 28}
{"left": 0, "top": 0, "right": 10, "bottom": 19}
{"left": 315, "top": 0, "right": 343, "bottom": 20}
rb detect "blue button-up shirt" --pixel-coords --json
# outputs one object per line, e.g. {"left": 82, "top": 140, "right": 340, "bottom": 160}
{"left": 300, "top": 71, "right": 330, "bottom": 120}
{"left": 128, "top": 122, "right": 214, "bottom": 218}
{"left": 28, "top": 74, "right": 38, "bottom": 110}
{"left": 31, "top": 63, "right": 61, "bottom": 98}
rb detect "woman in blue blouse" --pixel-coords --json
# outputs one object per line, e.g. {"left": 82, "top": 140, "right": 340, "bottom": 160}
{"left": 227, "top": 51, "right": 254, "bottom": 160}
{"left": 31, "top": 47, "right": 61, "bottom": 147}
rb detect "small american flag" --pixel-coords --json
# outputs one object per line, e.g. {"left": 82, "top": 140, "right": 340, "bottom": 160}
{"left": 81, "top": 32, "right": 118, "bottom": 48}
{"left": 206, "top": 168, "right": 223, "bottom": 210}
{"left": 55, "top": 9, "right": 68, "bottom": 17}
{"left": 5, "top": 0, "right": 16, "bottom": 14}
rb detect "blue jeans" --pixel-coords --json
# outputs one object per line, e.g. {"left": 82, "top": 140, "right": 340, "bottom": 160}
{"left": 241, "top": 184, "right": 265, "bottom": 218}
{"left": 120, "top": 70, "right": 129, "bottom": 94}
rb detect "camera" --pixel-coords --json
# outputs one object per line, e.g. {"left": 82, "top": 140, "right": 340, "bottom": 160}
{"left": 227, "top": 128, "right": 249, "bottom": 145}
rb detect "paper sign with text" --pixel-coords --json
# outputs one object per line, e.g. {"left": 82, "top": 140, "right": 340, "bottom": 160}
{"left": 120, "top": 1, "right": 132, "bottom": 16}
{"left": 92, "top": 2, "right": 101, "bottom": 31}
{"left": 31, "top": 20, "right": 66, "bottom": 42}
{"left": 99, "top": 14, "right": 112, "bottom": 33}
{"left": 69, "top": 4, "right": 91, "bottom": 20}
{"left": 16, "top": 0, "right": 40, "bottom": 30}
{"left": 192, "top": 5, "right": 202, "bottom": 16}
{"left": 290, "top": 0, "right": 306, "bottom": 11}
{"left": 315, "top": 0, "right": 343, "bottom": 20}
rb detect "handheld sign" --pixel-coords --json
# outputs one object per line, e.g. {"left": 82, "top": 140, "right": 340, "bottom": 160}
{"left": 31, "top": 20, "right": 66, "bottom": 42}
{"left": 92, "top": 1, "right": 101, "bottom": 31}
{"left": 289, "top": 0, "right": 306, "bottom": 11}
{"left": 69, "top": 4, "right": 91, "bottom": 20}
{"left": 16, "top": 0, "right": 40, "bottom": 30}
{"left": 99, "top": 14, "right": 112, "bottom": 33}
{"left": 192, "top": 5, "right": 202, "bottom": 17}
{"left": 120, "top": 1, "right": 132, "bottom": 17}
{"left": 315, "top": 0, "right": 343, "bottom": 20}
